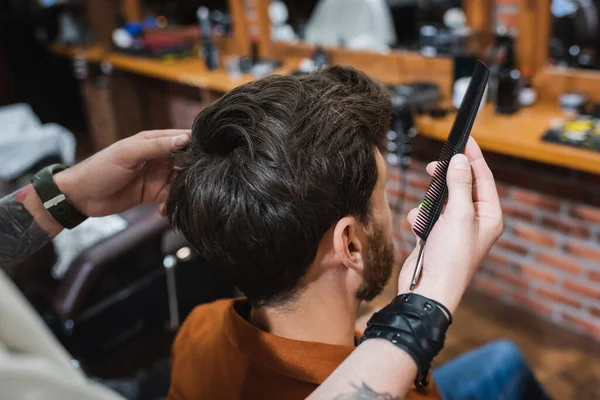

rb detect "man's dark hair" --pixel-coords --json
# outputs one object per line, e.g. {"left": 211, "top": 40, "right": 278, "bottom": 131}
{"left": 166, "top": 66, "right": 392, "bottom": 306}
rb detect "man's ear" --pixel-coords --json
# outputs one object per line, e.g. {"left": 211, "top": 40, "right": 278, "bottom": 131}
{"left": 333, "top": 217, "right": 365, "bottom": 276}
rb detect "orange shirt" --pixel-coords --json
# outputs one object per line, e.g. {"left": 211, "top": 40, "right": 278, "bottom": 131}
{"left": 169, "top": 298, "right": 441, "bottom": 400}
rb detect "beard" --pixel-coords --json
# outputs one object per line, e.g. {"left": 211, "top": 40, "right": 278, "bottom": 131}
{"left": 355, "top": 222, "right": 395, "bottom": 301}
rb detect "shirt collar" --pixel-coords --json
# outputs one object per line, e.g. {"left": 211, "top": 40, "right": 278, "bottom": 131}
{"left": 223, "top": 298, "right": 355, "bottom": 384}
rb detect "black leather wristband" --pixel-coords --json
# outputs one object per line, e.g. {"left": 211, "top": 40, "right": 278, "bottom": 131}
{"left": 359, "top": 293, "right": 452, "bottom": 389}
{"left": 32, "top": 164, "right": 88, "bottom": 229}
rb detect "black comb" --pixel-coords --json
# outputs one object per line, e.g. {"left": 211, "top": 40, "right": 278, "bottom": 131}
{"left": 410, "top": 61, "right": 489, "bottom": 290}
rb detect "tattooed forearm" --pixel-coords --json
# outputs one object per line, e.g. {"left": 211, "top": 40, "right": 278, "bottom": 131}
{"left": 0, "top": 188, "right": 50, "bottom": 271}
{"left": 332, "top": 383, "right": 402, "bottom": 400}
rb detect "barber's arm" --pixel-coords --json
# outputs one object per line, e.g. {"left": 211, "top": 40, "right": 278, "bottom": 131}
{"left": 0, "top": 130, "right": 191, "bottom": 271}
{"left": 308, "top": 138, "right": 503, "bottom": 399}
{"left": 0, "top": 131, "right": 500, "bottom": 400}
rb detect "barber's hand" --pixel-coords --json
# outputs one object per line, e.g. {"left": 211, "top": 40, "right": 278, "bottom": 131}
{"left": 54, "top": 130, "right": 190, "bottom": 217}
{"left": 397, "top": 138, "right": 503, "bottom": 314}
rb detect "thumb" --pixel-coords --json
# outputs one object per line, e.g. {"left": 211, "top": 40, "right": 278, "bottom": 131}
{"left": 123, "top": 134, "right": 190, "bottom": 167}
{"left": 445, "top": 154, "right": 474, "bottom": 218}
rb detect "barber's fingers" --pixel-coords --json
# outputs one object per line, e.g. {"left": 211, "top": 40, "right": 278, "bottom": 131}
{"left": 426, "top": 161, "right": 437, "bottom": 176}
{"left": 135, "top": 129, "right": 191, "bottom": 140}
{"left": 118, "top": 134, "right": 190, "bottom": 168}
{"left": 407, "top": 207, "right": 419, "bottom": 226}
{"left": 425, "top": 156, "right": 473, "bottom": 215}
{"left": 405, "top": 207, "right": 424, "bottom": 242}
{"left": 445, "top": 154, "right": 474, "bottom": 219}
{"left": 464, "top": 138, "right": 500, "bottom": 209}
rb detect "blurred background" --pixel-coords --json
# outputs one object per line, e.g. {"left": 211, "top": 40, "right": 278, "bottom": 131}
{"left": 0, "top": 0, "right": 599, "bottom": 399}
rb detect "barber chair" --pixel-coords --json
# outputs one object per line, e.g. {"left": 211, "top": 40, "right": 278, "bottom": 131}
{"left": 3, "top": 164, "right": 236, "bottom": 381}
{"left": 11, "top": 207, "right": 236, "bottom": 378}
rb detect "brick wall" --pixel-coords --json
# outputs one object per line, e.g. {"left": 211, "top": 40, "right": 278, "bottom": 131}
{"left": 388, "top": 137, "right": 600, "bottom": 340}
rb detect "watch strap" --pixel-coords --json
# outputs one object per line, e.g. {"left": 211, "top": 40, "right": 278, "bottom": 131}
{"left": 32, "top": 164, "right": 88, "bottom": 229}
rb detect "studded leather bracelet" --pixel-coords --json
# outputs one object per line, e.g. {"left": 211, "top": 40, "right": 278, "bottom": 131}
{"left": 358, "top": 293, "right": 452, "bottom": 389}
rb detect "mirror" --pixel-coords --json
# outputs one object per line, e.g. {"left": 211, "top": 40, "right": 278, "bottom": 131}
{"left": 548, "top": 0, "right": 600, "bottom": 69}
{"left": 270, "top": 0, "right": 472, "bottom": 55}
{"left": 143, "top": 0, "right": 233, "bottom": 36}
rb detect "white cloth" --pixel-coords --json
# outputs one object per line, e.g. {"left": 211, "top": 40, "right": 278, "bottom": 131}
{"left": 52, "top": 215, "right": 128, "bottom": 279}
{"left": 0, "top": 269, "right": 124, "bottom": 399}
{"left": 0, "top": 103, "right": 76, "bottom": 181}
{"left": 304, "top": 0, "right": 397, "bottom": 51}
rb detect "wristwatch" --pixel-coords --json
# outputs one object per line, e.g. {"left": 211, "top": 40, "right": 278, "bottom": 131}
{"left": 32, "top": 164, "right": 88, "bottom": 229}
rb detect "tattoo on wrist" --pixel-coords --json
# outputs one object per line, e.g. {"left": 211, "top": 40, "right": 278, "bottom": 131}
{"left": 332, "top": 383, "right": 401, "bottom": 400}
{"left": 0, "top": 187, "right": 50, "bottom": 271}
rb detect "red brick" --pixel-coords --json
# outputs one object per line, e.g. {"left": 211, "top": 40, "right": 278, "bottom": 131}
{"left": 564, "top": 280, "right": 600, "bottom": 301}
{"left": 472, "top": 275, "right": 505, "bottom": 297}
{"left": 571, "top": 204, "right": 600, "bottom": 224}
{"left": 561, "top": 313, "right": 600, "bottom": 338}
{"left": 588, "top": 270, "right": 600, "bottom": 284}
{"left": 397, "top": 219, "right": 412, "bottom": 233}
{"left": 408, "top": 160, "right": 427, "bottom": 172}
{"left": 513, "top": 224, "right": 558, "bottom": 247}
{"left": 590, "top": 306, "right": 600, "bottom": 318}
{"left": 511, "top": 293, "right": 553, "bottom": 316}
{"left": 486, "top": 251, "right": 512, "bottom": 266}
{"left": 501, "top": 203, "right": 535, "bottom": 222}
{"left": 489, "top": 270, "right": 529, "bottom": 289}
{"left": 540, "top": 216, "right": 590, "bottom": 239}
{"left": 516, "top": 263, "right": 558, "bottom": 284}
{"left": 564, "top": 242, "right": 600, "bottom": 263}
{"left": 387, "top": 188, "right": 420, "bottom": 203}
{"left": 512, "top": 189, "right": 561, "bottom": 211}
{"left": 496, "top": 183, "right": 510, "bottom": 198}
{"left": 535, "top": 252, "right": 583, "bottom": 274}
{"left": 394, "top": 247, "right": 409, "bottom": 261}
{"left": 388, "top": 168, "right": 403, "bottom": 184}
{"left": 536, "top": 287, "right": 582, "bottom": 308}
{"left": 494, "top": 238, "right": 529, "bottom": 256}
{"left": 403, "top": 203, "right": 420, "bottom": 215}
{"left": 407, "top": 174, "right": 431, "bottom": 191}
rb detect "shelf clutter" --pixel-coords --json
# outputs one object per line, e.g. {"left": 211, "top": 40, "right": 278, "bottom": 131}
{"left": 50, "top": 43, "right": 600, "bottom": 176}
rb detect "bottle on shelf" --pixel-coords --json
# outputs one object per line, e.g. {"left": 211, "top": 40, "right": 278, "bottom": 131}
{"left": 197, "top": 7, "right": 220, "bottom": 70}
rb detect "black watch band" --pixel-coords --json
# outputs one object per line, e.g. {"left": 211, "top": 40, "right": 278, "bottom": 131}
{"left": 359, "top": 293, "right": 452, "bottom": 389}
{"left": 32, "top": 164, "right": 88, "bottom": 229}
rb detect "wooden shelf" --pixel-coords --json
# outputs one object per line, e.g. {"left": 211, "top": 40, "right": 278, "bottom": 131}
{"left": 50, "top": 43, "right": 600, "bottom": 175}
{"left": 50, "top": 43, "right": 273, "bottom": 93}
{"left": 535, "top": 66, "right": 600, "bottom": 103}
{"left": 414, "top": 103, "right": 600, "bottom": 175}
{"left": 50, "top": 43, "right": 107, "bottom": 63}
{"left": 106, "top": 54, "right": 248, "bottom": 92}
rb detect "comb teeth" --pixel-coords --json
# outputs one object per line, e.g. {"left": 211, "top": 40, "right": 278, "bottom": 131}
{"left": 414, "top": 61, "right": 489, "bottom": 241}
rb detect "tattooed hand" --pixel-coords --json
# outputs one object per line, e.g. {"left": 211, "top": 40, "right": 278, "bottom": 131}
{"left": 0, "top": 130, "right": 190, "bottom": 270}
{"left": 333, "top": 383, "right": 401, "bottom": 400}
{"left": 55, "top": 129, "right": 191, "bottom": 217}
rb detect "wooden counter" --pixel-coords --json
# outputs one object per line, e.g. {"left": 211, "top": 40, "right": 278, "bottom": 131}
{"left": 105, "top": 54, "right": 252, "bottom": 92}
{"left": 50, "top": 43, "right": 286, "bottom": 93}
{"left": 49, "top": 44, "right": 600, "bottom": 175}
{"left": 415, "top": 104, "right": 600, "bottom": 175}
{"left": 50, "top": 43, "right": 107, "bottom": 63}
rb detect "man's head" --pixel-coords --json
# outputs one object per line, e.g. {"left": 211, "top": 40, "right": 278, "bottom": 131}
{"left": 166, "top": 66, "right": 394, "bottom": 307}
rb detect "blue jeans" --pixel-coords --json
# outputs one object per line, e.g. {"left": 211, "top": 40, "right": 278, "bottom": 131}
{"left": 433, "top": 340, "right": 552, "bottom": 400}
